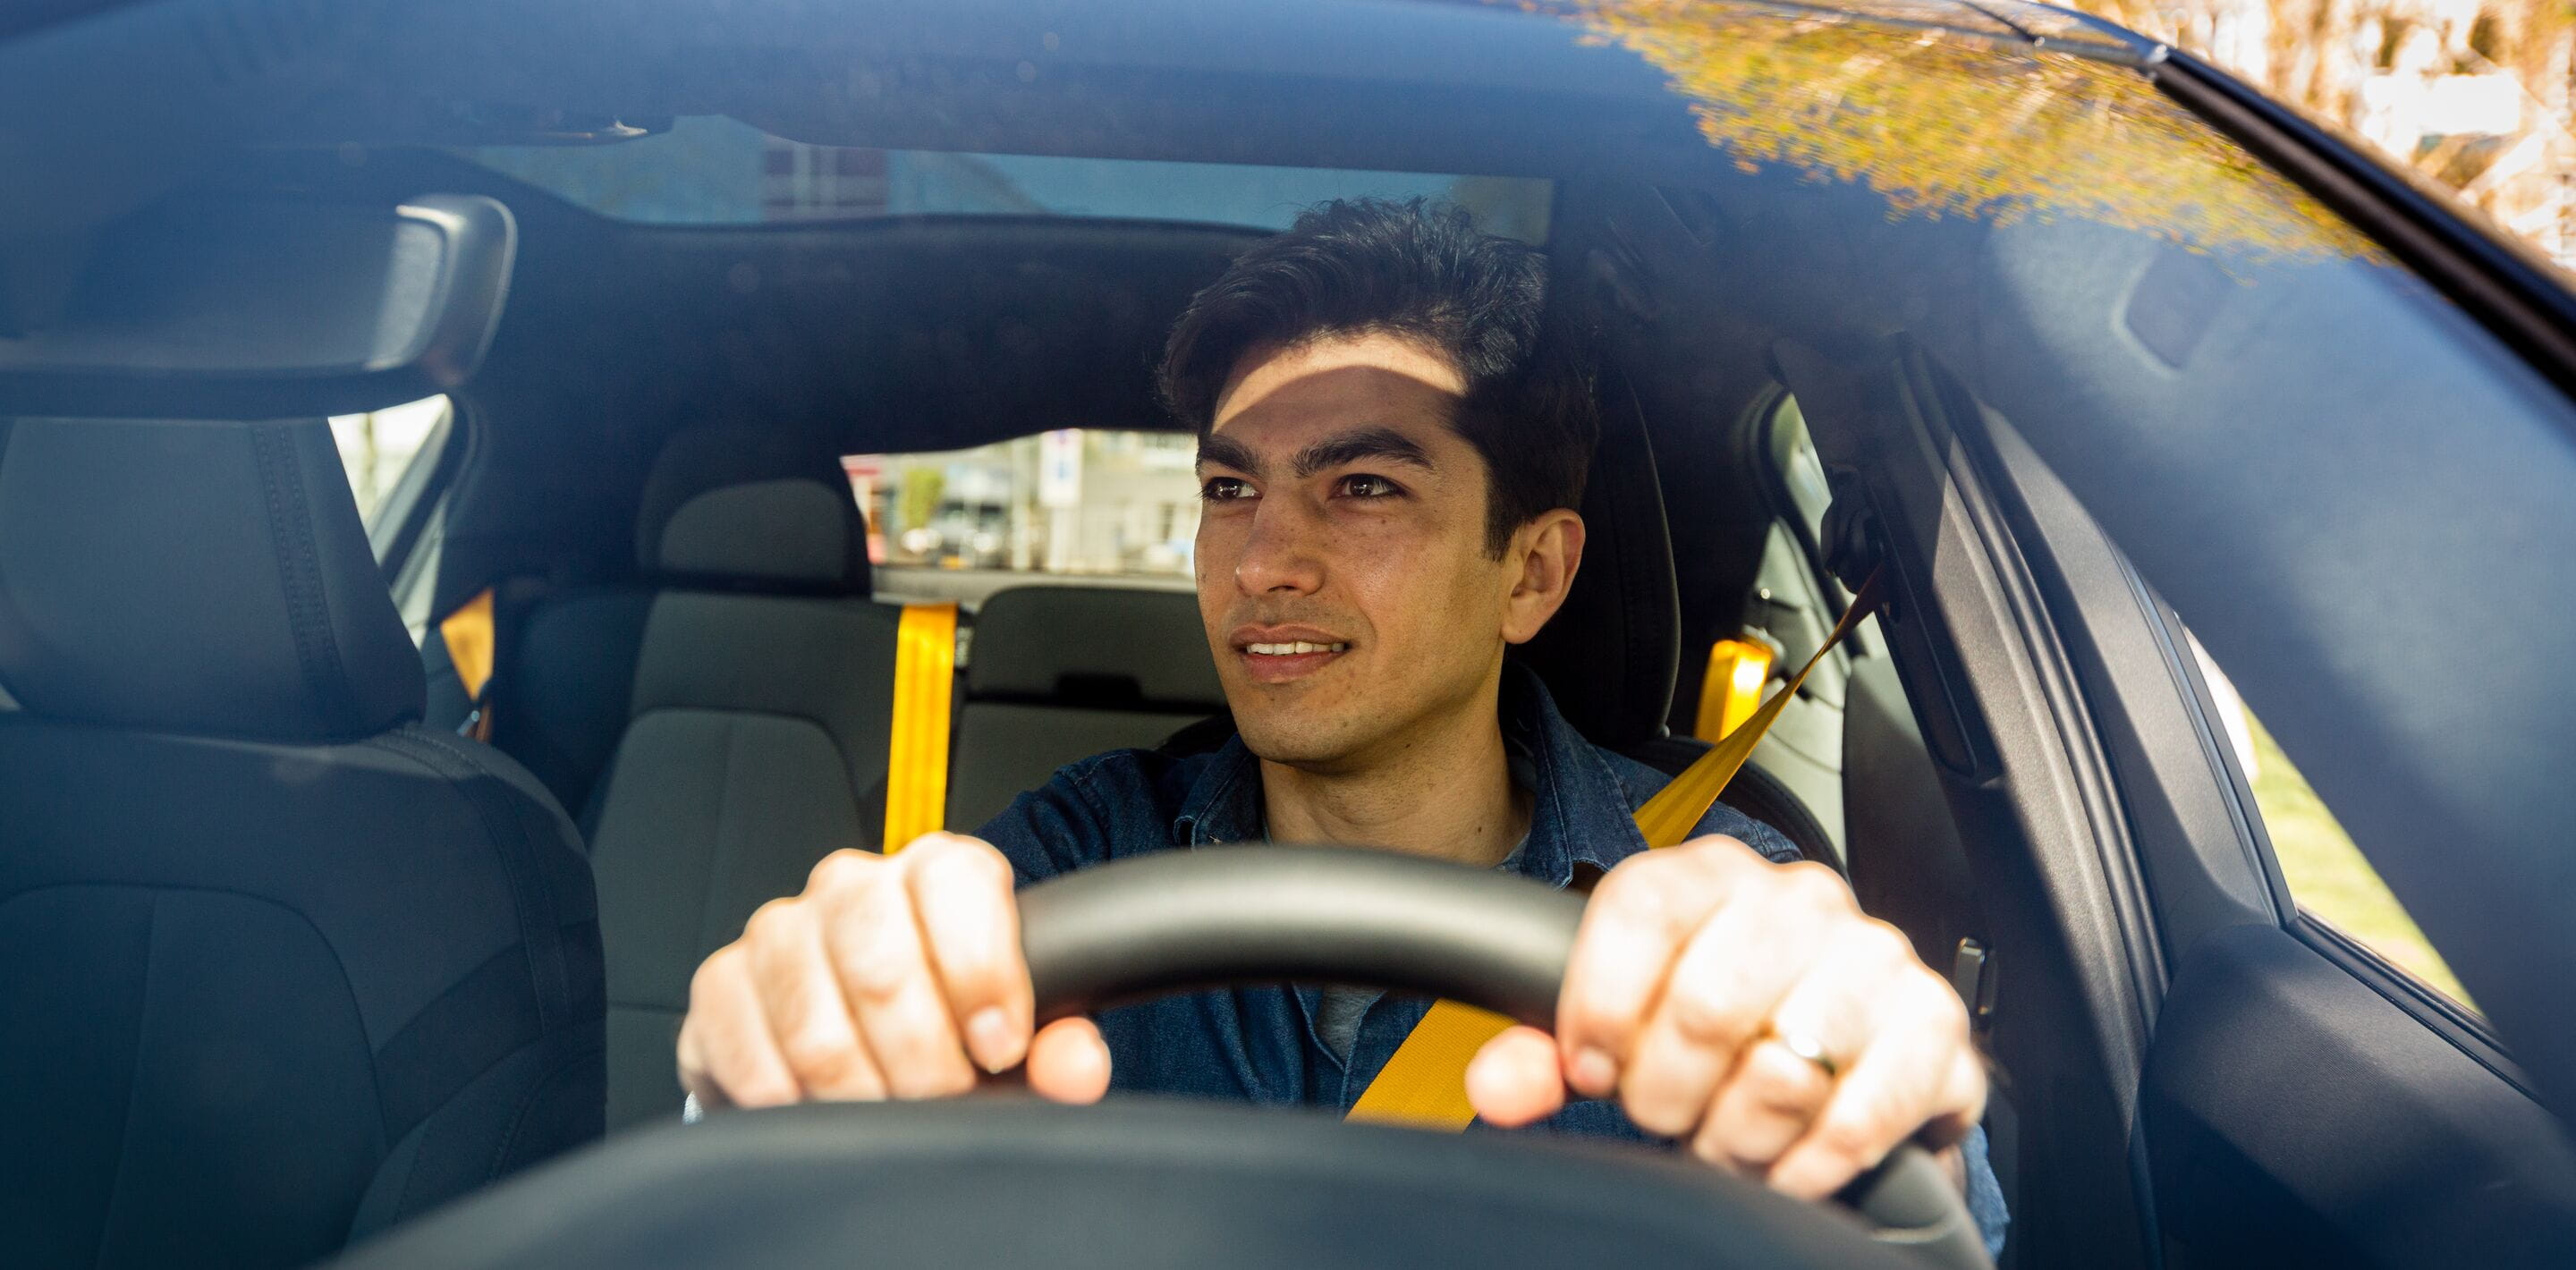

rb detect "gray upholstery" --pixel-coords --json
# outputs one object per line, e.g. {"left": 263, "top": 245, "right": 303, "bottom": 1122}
{"left": 966, "top": 584, "right": 1223, "bottom": 706}
{"left": 496, "top": 427, "right": 902, "bottom": 1131}
{"left": 0, "top": 417, "right": 422, "bottom": 741}
{"left": 948, "top": 586, "right": 1223, "bottom": 830}
{"left": 591, "top": 591, "right": 902, "bottom": 1129}
{"left": 633, "top": 426, "right": 869, "bottom": 595}
{"left": 488, "top": 425, "right": 875, "bottom": 815}
{"left": 656, "top": 479, "right": 857, "bottom": 588}
{"left": 0, "top": 418, "right": 604, "bottom": 1269}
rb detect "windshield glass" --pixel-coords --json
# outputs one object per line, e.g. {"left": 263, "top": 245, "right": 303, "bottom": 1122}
{"left": 457, "top": 117, "right": 1555, "bottom": 240}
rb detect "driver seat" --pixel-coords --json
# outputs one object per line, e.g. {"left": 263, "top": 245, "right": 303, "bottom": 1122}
{"left": 0, "top": 418, "right": 606, "bottom": 1268}
{"left": 1511, "top": 380, "right": 1839, "bottom": 868}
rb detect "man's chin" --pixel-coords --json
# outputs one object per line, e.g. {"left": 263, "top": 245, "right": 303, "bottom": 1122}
{"left": 1232, "top": 714, "right": 1367, "bottom": 772}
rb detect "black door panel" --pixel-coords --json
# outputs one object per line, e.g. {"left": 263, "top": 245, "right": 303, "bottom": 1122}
{"left": 2142, "top": 924, "right": 2576, "bottom": 1268}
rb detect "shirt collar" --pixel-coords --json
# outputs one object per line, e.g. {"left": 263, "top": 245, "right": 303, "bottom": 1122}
{"left": 1169, "top": 662, "right": 1648, "bottom": 885}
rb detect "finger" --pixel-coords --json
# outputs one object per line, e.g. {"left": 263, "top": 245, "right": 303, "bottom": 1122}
{"left": 1765, "top": 951, "right": 1979, "bottom": 1199}
{"left": 1027, "top": 1017, "right": 1112, "bottom": 1104}
{"left": 1690, "top": 1034, "right": 1836, "bottom": 1172}
{"left": 1913, "top": 1050, "right": 1987, "bottom": 1153}
{"left": 823, "top": 859, "right": 979, "bottom": 1099}
{"left": 685, "top": 947, "right": 803, "bottom": 1102}
{"left": 1616, "top": 888, "right": 1829, "bottom": 1139}
{"left": 1555, "top": 841, "right": 1760, "bottom": 1096}
{"left": 741, "top": 897, "right": 888, "bottom": 1101}
{"left": 1465, "top": 1026, "right": 1566, "bottom": 1127}
{"left": 680, "top": 943, "right": 804, "bottom": 1109}
{"left": 904, "top": 834, "right": 1035, "bottom": 1074}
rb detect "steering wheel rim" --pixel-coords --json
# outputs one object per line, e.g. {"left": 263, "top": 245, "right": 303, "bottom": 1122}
{"left": 1019, "top": 845, "right": 1991, "bottom": 1270}
{"left": 330, "top": 846, "right": 1994, "bottom": 1270}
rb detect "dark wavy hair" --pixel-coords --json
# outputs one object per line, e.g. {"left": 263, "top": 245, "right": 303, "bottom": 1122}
{"left": 1157, "top": 198, "right": 1597, "bottom": 556}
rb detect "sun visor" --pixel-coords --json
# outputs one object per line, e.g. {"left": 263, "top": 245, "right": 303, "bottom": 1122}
{"left": 0, "top": 194, "right": 513, "bottom": 419}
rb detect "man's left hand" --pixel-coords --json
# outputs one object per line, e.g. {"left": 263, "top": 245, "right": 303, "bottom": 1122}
{"left": 1464, "top": 834, "right": 1985, "bottom": 1198}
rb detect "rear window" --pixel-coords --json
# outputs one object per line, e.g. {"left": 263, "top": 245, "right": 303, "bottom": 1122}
{"left": 459, "top": 116, "right": 1554, "bottom": 241}
{"left": 846, "top": 428, "right": 1200, "bottom": 605}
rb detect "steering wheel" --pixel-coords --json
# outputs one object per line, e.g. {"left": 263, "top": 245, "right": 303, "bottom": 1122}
{"left": 335, "top": 848, "right": 1991, "bottom": 1270}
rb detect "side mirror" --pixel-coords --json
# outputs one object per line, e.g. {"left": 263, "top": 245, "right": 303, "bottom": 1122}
{"left": 0, "top": 193, "right": 514, "bottom": 419}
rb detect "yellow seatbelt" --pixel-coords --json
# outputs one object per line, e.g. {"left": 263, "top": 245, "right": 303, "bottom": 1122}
{"left": 438, "top": 588, "right": 498, "bottom": 741}
{"left": 882, "top": 602, "right": 960, "bottom": 855}
{"left": 1346, "top": 569, "right": 1886, "bottom": 1129}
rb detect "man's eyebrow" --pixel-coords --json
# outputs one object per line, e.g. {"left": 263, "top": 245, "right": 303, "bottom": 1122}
{"left": 1196, "top": 433, "right": 1262, "bottom": 475}
{"left": 1290, "top": 427, "right": 1434, "bottom": 478}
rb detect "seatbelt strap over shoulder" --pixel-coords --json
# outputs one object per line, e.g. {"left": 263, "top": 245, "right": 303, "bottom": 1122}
{"left": 883, "top": 602, "right": 960, "bottom": 854}
{"left": 1344, "top": 569, "right": 1887, "bottom": 1129}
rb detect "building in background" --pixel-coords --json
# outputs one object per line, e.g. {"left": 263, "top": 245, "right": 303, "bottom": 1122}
{"left": 848, "top": 428, "right": 1200, "bottom": 589}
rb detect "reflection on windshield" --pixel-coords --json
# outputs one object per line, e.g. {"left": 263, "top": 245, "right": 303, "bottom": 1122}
{"left": 1556, "top": 0, "right": 2382, "bottom": 261}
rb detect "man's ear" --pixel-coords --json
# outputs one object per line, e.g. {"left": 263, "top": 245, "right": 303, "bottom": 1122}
{"left": 1501, "top": 509, "right": 1585, "bottom": 646}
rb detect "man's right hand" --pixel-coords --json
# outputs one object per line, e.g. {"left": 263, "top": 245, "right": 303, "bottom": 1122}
{"left": 676, "top": 832, "right": 1114, "bottom": 1110}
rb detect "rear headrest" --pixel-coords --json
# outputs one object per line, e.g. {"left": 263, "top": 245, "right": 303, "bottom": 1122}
{"left": 1509, "top": 377, "right": 1680, "bottom": 749}
{"left": 0, "top": 417, "right": 424, "bottom": 741}
{"left": 635, "top": 426, "right": 869, "bottom": 594}
{"left": 968, "top": 586, "right": 1224, "bottom": 709}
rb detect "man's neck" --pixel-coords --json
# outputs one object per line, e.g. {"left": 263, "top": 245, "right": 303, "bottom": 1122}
{"left": 1255, "top": 684, "right": 1529, "bottom": 868}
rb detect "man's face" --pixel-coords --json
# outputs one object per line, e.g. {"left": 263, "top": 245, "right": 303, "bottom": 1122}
{"left": 1194, "top": 332, "right": 1572, "bottom": 772}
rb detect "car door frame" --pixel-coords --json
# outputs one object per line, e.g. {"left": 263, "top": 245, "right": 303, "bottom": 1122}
{"left": 1785, "top": 334, "right": 2576, "bottom": 1268}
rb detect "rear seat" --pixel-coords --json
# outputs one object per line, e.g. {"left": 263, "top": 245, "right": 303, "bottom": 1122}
{"left": 946, "top": 585, "right": 1224, "bottom": 831}
{"left": 493, "top": 427, "right": 903, "bottom": 1130}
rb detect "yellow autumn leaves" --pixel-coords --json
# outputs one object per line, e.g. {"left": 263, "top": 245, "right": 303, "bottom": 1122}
{"left": 1558, "top": 0, "right": 2378, "bottom": 260}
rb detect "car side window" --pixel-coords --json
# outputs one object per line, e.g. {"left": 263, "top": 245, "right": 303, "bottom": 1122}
{"left": 2188, "top": 631, "right": 2473, "bottom": 1008}
{"left": 328, "top": 395, "right": 453, "bottom": 535}
{"left": 326, "top": 394, "right": 455, "bottom": 641}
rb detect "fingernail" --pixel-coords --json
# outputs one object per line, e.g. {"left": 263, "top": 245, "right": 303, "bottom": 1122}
{"left": 965, "top": 1007, "right": 1019, "bottom": 1073}
{"left": 1570, "top": 1046, "right": 1619, "bottom": 1096}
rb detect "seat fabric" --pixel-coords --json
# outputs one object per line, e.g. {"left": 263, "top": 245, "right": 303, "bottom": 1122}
{"left": 489, "top": 427, "right": 903, "bottom": 1131}
{"left": 1508, "top": 387, "right": 1843, "bottom": 868}
{"left": 947, "top": 585, "right": 1224, "bottom": 831}
{"left": 0, "top": 418, "right": 603, "bottom": 1270}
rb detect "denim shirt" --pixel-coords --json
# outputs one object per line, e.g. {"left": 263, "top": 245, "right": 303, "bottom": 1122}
{"left": 975, "top": 663, "right": 2007, "bottom": 1257}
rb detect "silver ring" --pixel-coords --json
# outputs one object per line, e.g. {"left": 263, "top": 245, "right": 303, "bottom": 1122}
{"left": 1770, "top": 1027, "right": 1841, "bottom": 1080}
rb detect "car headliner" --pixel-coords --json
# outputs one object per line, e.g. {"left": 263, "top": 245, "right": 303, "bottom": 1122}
{"left": 8, "top": 0, "right": 2576, "bottom": 1132}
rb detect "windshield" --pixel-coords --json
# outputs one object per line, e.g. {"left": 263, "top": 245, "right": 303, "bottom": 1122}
{"left": 457, "top": 116, "right": 1555, "bottom": 240}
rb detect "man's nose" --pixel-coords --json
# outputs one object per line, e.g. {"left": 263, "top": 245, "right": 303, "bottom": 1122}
{"left": 1233, "top": 497, "right": 1326, "bottom": 597}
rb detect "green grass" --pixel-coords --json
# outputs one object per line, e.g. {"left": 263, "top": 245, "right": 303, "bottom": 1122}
{"left": 2244, "top": 715, "right": 2471, "bottom": 1007}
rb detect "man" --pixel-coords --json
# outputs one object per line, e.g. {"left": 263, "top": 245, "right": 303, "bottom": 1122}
{"left": 679, "top": 199, "right": 2006, "bottom": 1251}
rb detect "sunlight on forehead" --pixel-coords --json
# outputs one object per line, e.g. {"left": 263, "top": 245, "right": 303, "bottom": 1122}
{"left": 1203, "top": 333, "right": 1471, "bottom": 475}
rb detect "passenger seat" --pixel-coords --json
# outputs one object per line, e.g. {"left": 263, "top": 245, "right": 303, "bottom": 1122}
{"left": 946, "top": 585, "right": 1224, "bottom": 830}
{"left": 497, "top": 428, "right": 904, "bottom": 1130}
{"left": 0, "top": 418, "right": 604, "bottom": 1267}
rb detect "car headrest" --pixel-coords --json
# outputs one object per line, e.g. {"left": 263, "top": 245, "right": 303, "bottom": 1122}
{"left": 969, "top": 586, "right": 1225, "bottom": 709}
{"left": 635, "top": 426, "right": 869, "bottom": 594}
{"left": 0, "top": 417, "right": 425, "bottom": 742}
{"left": 1508, "top": 379, "right": 1680, "bottom": 749}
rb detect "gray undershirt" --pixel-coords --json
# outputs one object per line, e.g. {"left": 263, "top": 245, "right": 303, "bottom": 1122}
{"left": 1315, "top": 984, "right": 1383, "bottom": 1064}
{"left": 1312, "top": 829, "right": 1532, "bottom": 1067}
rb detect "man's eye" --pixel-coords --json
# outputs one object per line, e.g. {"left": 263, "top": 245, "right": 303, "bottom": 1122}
{"left": 1338, "top": 473, "right": 1402, "bottom": 498}
{"left": 1200, "top": 477, "right": 1253, "bottom": 502}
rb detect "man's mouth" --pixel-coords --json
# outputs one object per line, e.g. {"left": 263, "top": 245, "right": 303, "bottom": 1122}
{"left": 1230, "top": 626, "right": 1352, "bottom": 683}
